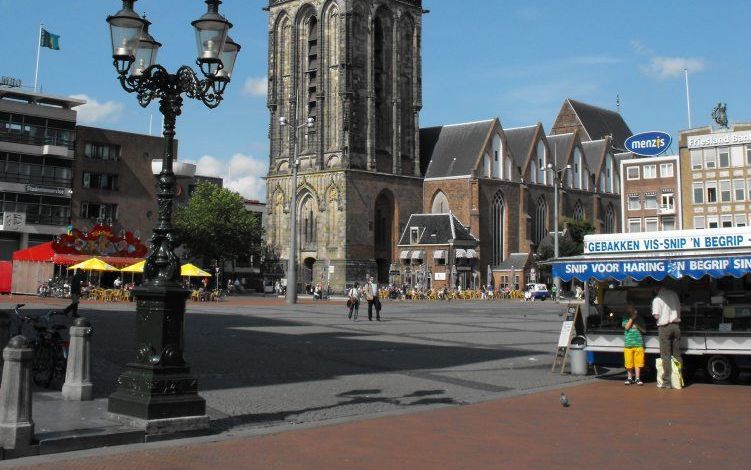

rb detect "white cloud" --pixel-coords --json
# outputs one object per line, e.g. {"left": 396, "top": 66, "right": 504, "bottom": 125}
{"left": 242, "top": 76, "right": 268, "bottom": 97}
{"left": 629, "top": 39, "right": 654, "bottom": 56}
{"left": 640, "top": 56, "right": 706, "bottom": 80}
{"left": 191, "top": 153, "right": 268, "bottom": 202}
{"left": 70, "top": 94, "right": 124, "bottom": 124}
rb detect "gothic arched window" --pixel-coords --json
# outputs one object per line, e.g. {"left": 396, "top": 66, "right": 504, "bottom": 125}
{"left": 492, "top": 192, "right": 505, "bottom": 265}
{"left": 533, "top": 196, "right": 548, "bottom": 246}
{"left": 605, "top": 204, "right": 616, "bottom": 233}
{"left": 573, "top": 200, "right": 585, "bottom": 221}
{"left": 431, "top": 191, "right": 450, "bottom": 214}
{"left": 299, "top": 194, "right": 316, "bottom": 249}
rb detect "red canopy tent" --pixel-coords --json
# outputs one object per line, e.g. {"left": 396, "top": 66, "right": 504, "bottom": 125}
{"left": 10, "top": 224, "right": 148, "bottom": 294}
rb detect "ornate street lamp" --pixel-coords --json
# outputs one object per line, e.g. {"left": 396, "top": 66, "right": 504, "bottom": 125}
{"left": 105, "top": 0, "right": 239, "bottom": 432}
{"left": 545, "top": 154, "right": 572, "bottom": 300}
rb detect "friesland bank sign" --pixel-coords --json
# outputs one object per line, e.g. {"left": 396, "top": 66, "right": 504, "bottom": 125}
{"left": 624, "top": 131, "right": 672, "bottom": 157}
{"left": 584, "top": 228, "right": 751, "bottom": 254}
{"left": 687, "top": 130, "right": 751, "bottom": 149}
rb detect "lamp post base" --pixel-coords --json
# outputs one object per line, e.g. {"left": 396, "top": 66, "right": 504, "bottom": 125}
{"left": 107, "top": 285, "right": 206, "bottom": 429}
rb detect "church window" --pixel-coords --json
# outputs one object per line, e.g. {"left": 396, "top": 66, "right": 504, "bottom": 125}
{"left": 431, "top": 191, "right": 450, "bottom": 214}
{"left": 492, "top": 192, "right": 505, "bottom": 265}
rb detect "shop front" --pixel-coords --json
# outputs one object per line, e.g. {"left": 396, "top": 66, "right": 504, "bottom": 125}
{"left": 552, "top": 227, "right": 751, "bottom": 383}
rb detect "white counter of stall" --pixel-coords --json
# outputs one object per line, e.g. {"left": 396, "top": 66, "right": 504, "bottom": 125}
{"left": 551, "top": 227, "right": 751, "bottom": 383}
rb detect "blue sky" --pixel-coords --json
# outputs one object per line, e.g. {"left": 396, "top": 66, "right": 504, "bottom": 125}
{"left": 2, "top": 0, "right": 750, "bottom": 201}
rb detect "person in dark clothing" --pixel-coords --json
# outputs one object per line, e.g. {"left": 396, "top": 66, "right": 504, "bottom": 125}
{"left": 63, "top": 270, "right": 83, "bottom": 318}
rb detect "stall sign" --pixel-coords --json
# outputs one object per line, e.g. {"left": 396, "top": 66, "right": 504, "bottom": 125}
{"left": 584, "top": 227, "right": 751, "bottom": 254}
{"left": 553, "top": 256, "right": 751, "bottom": 282}
{"left": 624, "top": 131, "right": 671, "bottom": 157}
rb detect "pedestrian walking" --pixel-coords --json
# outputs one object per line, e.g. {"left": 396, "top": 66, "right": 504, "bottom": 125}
{"left": 652, "top": 286, "right": 682, "bottom": 389}
{"left": 347, "top": 282, "right": 361, "bottom": 320}
{"left": 551, "top": 284, "right": 558, "bottom": 301}
{"left": 366, "top": 276, "right": 381, "bottom": 321}
{"left": 63, "top": 269, "right": 83, "bottom": 318}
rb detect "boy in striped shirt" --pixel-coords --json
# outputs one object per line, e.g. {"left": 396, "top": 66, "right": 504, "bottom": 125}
{"left": 623, "top": 305, "right": 646, "bottom": 385}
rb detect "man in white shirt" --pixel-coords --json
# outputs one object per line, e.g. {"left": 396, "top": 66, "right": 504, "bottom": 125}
{"left": 652, "top": 286, "right": 682, "bottom": 388}
{"left": 366, "top": 276, "right": 381, "bottom": 321}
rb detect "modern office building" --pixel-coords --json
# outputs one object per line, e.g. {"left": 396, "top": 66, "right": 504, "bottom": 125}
{"left": 679, "top": 124, "right": 751, "bottom": 229}
{"left": 620, "top": 154, "right": 681, "bottom": 233}
{"left": 0, "top": 86, "right": 83, "bottom": 260}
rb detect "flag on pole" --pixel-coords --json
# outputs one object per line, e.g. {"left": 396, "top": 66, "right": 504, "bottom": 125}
{"left": 40, "top": 28, "right": 60, "bottom": 50}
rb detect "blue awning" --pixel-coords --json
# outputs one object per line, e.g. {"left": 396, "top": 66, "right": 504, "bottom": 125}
{"left": 552, "top": 256, "right": 751, "bottom": 282}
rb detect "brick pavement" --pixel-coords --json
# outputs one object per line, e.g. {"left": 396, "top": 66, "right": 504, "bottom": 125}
{"left": 8, "top": 381, "right": 750, "bottom": 470}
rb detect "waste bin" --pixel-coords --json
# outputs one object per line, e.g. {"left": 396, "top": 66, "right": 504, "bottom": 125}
{"left": 569, "top": 335, "right": 588, "bottom": 376}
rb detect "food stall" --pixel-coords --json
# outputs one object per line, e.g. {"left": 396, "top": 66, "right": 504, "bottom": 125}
{"left": 551, "top": 227, "right": 751, "bottom": 383}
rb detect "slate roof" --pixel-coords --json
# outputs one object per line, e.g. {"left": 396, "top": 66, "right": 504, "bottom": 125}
{"left": 503, "top": 125, "right": 538, "bottom": 168}
{"left": 493, "top": 253, "right": 530, "bottom": 270}
{"left": 397, "top": 213, "right": 478, "bottom": 246}
{"left": 567, "top": 99, "right": 632, "bottom": 150}
{"left": 421, "top": 120, "right": 495, "bottom": 178}
{"left": 546, "top": 133, "right": 575, "bottom": 164}
{"left": 581, "top": 139, "right": 608, "bottom": 173}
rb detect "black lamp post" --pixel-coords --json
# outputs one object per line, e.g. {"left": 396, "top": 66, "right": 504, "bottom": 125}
{"left": 105, "top": 0, "right": 239, "bottom": 431}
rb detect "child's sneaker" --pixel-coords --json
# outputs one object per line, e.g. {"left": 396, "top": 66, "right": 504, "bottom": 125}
{"left": 634, "top": 378, "right": 644, "bottom": 386}
{"left": 624, "top": 378, "right": 633, "bottom": 385}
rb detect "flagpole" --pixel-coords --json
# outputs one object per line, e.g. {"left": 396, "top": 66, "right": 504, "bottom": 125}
{"left": 34, "top": 24, "right": 43, "bottom": 92}
{"left": 684, "top": 68, "right": 692, "bottom": 129}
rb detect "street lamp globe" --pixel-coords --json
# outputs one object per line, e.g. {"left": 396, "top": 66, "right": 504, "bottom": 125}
{"left": 192, "top": 0, "right": 232, "bottom": 77}
{"left": 546, "top": 162, "right": 554, "bottom": 170}
{"left": 131, "top": 21, "right": 161, "bottom": 77}
{"left": 306, "top": 117, "right": 315, "bottom": 128}
{"left": 215, "top": 35, "right": 241, "bottom": 81}
{"left": 106, "top": 0, "right": 147, "bottom": 74}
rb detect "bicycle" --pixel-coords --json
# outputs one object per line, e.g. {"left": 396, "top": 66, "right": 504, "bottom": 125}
{"left": 12, "top": 304, "right": 69, "bottom": 390}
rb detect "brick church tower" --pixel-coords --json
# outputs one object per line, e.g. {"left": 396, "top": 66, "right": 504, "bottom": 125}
{"left": 265, "top": 0, "right": 425, "bottom": 291}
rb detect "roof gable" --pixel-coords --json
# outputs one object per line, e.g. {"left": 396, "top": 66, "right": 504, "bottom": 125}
{"left": 422, "top": 119, "right": 496, "bottom": 178}
{"left": 397, "top": 213, "right": 478, "bottom": 245}
{"left": 567, "top": 99, "right": 632, "bottom": 150}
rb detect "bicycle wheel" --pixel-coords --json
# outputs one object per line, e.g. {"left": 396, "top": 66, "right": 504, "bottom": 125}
{"left": 49, "top": 343, "right": 68, "bottom": 390}
{"left": 32, "top": 342, "right": 54, "bottom": 388}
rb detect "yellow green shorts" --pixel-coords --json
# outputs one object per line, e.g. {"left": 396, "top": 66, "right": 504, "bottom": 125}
{"left": 624, "top": 347, "right": 645, "bottom": 369}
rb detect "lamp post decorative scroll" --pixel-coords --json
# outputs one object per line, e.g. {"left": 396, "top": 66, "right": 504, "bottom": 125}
{"left": 105, "top": 0, "right": 240, "bottom": 429}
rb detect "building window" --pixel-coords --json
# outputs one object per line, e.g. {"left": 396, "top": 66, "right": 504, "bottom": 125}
{"left": 746, "top": 144, "right": 751, "bottom": 166}
{"left": 82, "top": 172, "right": 118, "bottom": 190}
{"left": 644, "top": 194, "right": 658, "bottom": 210}
{"left": 706, "top": 181, "right": 717, "bottom": 203}
{"left": 537, "top": 141, "right": 546, "bottom": 184}
{"left": 662, "top": 217, "right": 675, "bottom": 231}
{"left": 719, "top": 180, "right": 731, "bottom": 203}
{"left": 735, "top": 214, "right": 747, "bottom": 227}
{"left": 599, "top": 171, "right": 606, "bottom": 192}
{"left": 659, "top": 163, "right": 674, "bottom": 178}
{"left": 299, "top": 194, "right": 316, "bottom": 248}
{"left": 483, "top": 153, "right": 491, "bottom": 177}
{"left": 693, "top": 216, "right": 705, "bottom": 229}
{"left": 626, "top": 166, "right": 640, "bottom": 180}
{"left": 409, "top": 227, "right": 419, "bottom": 245}
{"left": 644, "top": 218, "right": 658, "bottom": 232}
{"left": 80, "top": 202, "right": 118, "bottom": 221}
{"left": 491, "top": 191, "right": 504, "bottom": 265}
{"left": 661, "top": 193, "right": 675, "bottom": 210}
{"left": 605, "top": 204, "right": 616, "bottom": 233}
{"left": 643, "top": 165, "right": 656, "bottom": 179}
{"left": 431, "top": 191, "right": 450, "bottom": 214}
{"left": 627, "top": 195, "right": 641, "bottom": 211}
{"left": 721, "top": 215, "right": 733, "bottom": 228}
{"left": 692, "top": 182, "right": 704, "bottom": 204}
{"left": 734, "top": 179, "right": 746, "bottom": 202}
{"left": 533, "top": 196, "right": 547, "bottom": 246}
{"left": 530, "top": 160, "right": 537, "bottom": 184}
{"left": 628, "top": 218, "right": 641, "bottom": 233}
{"left": 84, "top": 142, "right": 120, "bottom": 161}
{"left": 573, "top": 200, "right": 584, "bottom": 221}
{"left": 704, "top": 148, "right": 717, "bottom": 169}
{"left": 707, "top": 216, "right": 719, "bottom": 229}
{"left": 718, "top": 147, "right": 730, "bottom": 168}
{"left": 690, "top": 149, "right": 702, "bottom": 170}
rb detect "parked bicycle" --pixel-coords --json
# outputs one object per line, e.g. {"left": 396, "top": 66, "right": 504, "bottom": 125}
{"left": 12, "top": 304, "right": 69, "bottom": 390}
{"left": 36, "top": 277, "right": 71, "bottom": 299}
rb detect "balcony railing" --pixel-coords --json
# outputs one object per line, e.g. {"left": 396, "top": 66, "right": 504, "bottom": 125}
{"left": 0, "top": 173, "right": 73, "bottom": 188}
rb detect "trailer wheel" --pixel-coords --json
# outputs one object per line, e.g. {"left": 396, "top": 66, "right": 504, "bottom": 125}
{"left": 705, "top": 355, "right": 739, "bottom": 384}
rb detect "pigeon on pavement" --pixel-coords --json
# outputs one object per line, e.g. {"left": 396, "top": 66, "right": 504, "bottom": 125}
{"left": 560, "top": 392, "right": 570, "bottom": 407}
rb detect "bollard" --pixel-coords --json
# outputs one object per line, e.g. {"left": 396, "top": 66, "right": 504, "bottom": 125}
{"left": 62, "top": 317, "right": 93, "bottom": 401}
{"left": 0, "top": 336, "right": 34, "bottom": 451}
{"left": 0, "top": 311, "right": 11, "bottom": 377}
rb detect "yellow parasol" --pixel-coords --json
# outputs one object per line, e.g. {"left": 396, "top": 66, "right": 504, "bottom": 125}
{"left": 180, "top": 263, "right": 212, "bottom": 277}
{"left": 67, "top": 257, "right": 119, "bottom": 272}
{"left": 120, "top": 260, "right": 145, "bottom": 273}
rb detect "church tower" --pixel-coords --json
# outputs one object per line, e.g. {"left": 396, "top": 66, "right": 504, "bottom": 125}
{"left": 265, "top": 0, "right": 424, "bottom": 291}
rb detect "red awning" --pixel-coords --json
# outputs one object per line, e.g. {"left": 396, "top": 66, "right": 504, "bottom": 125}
{"left": 12, "top": 242, "right": 143, "bottom": 267}
{"left": 12, "top": 242, "right": 55, "bottom": 262}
